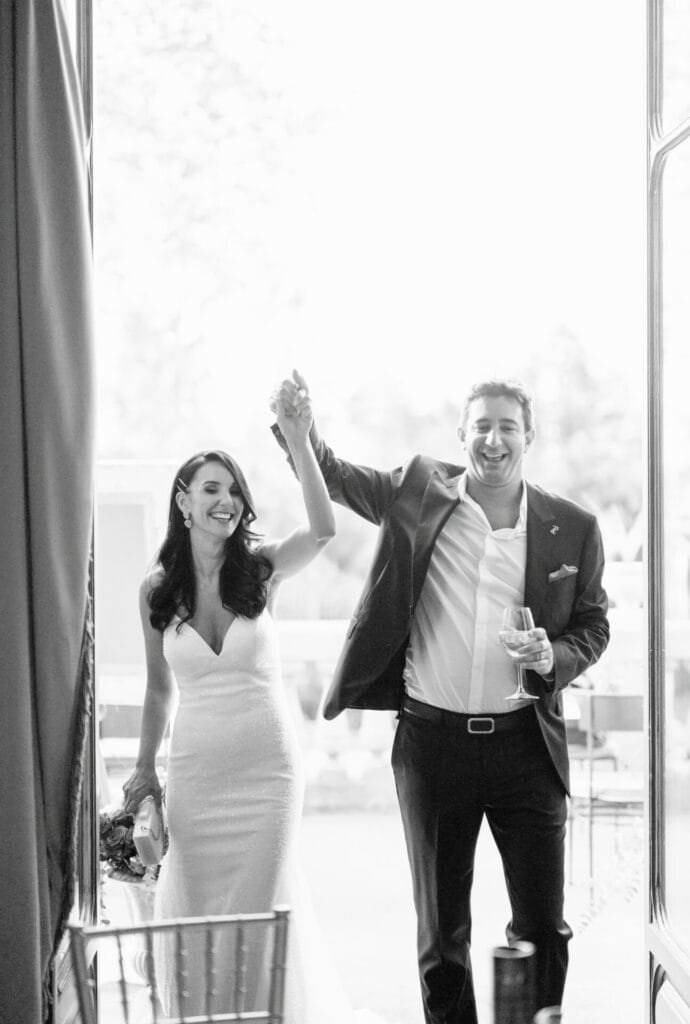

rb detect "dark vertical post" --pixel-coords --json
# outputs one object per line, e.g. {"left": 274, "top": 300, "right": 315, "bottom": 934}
{"left": 492, "top": 941, "right": 537, "bottom": 1024}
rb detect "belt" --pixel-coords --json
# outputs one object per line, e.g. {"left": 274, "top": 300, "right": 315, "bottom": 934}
{"left": 402, "top": 695, "right": 534, "bottom": 735}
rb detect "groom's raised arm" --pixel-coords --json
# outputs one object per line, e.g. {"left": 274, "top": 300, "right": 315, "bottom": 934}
{"left": 270, "top": 376, "right": 399, "bottom": 527}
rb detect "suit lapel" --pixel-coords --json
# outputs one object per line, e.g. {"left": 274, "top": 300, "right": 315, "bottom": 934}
{"left": 410, "top": 475, "right": 563, "bottom": 623}
{"left": 524, "top": 483, "right": 560, "bottom": 624}
{"left": 411, "top": 469, "right": 462, "bottom": 597}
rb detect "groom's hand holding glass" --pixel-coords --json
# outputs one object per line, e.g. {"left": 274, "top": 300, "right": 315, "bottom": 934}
{"left": 500, "top": 607, "right": 555, "bottom": 702}
{"left": 517, "top": 627, "right": 554, "bottom": 676}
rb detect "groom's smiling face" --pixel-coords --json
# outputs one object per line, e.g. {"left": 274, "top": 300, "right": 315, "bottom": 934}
{"left": 459, "top": 395, "right": 534, "bottom": 491}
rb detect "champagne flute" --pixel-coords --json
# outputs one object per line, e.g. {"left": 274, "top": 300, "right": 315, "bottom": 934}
{"left": 499, "top": 607, "right": 540, "bottom": 702}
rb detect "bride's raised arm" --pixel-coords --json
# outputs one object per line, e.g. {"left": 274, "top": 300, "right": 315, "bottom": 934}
{"left": 262, "top": 370, "right": 335, "bottom": 581}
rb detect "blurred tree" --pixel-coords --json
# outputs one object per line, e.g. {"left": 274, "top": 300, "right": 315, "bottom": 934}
{"left": 521, "top": 328, "right": 642, "bottom": 537}
{"left": 94, "top": 0, "right": 328, "bottom": 457}
{"left": 93, "top": 2, "right": 642, "bottom": 616}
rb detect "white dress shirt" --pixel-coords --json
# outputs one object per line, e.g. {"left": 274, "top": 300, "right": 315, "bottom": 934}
{"left": 403, "top": 474, "right": 530, "bottom": 714}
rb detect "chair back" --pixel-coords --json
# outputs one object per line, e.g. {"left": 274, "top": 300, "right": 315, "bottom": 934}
{"left": 571, "top": 692, "right": 644, "bottom": 805}
{"left": 68, "top": 908, "right": 290, "bottom": 1024}
{"left": 574, "top": 692, "right": 644, "bottom": 734}
{"left": 590, "top": 694, "right": 644, "bottom": 733}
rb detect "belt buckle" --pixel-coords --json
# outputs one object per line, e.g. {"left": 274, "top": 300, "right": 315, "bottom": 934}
{"left": 467, "top": 716, "right": 495, "bottom": 735}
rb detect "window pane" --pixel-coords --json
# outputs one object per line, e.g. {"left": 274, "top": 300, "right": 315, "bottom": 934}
{"left": 655, "top": 978, "right": 690, "bottom": 1024}
{"left": 94, "top": 4, "right": 646, "bottom": 1021}
{"left": 663, "top": 0, "right": 690, "bottom": 131}
{"left": 60, "top": 0, "right": 78, "bottom": 60}
{"left": 662, "top": 138, "right": 690, "bottom": 953}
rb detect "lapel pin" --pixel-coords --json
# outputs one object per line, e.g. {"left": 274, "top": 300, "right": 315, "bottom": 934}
{"left": 550, "top": 525, "right": 559, "bottom": 535}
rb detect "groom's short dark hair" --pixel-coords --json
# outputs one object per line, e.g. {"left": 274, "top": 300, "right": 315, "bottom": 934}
{"left": 460, "top": 379, "right": 534, "bottom": 434}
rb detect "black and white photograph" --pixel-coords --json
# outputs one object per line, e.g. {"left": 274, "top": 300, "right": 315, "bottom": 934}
{"left": 1, "top": 1, "right": 689, "bottom": 1022}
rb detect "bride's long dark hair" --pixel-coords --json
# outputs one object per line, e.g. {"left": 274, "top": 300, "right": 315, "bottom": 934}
{"left": 148, "top": 450, "right": 273, "bottom": 632}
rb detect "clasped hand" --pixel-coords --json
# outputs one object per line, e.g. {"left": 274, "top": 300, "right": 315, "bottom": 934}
{"left": 270, "top": 369, "right": 313, "bottom": 443}
{"left": 512, "top": 628, "right": 554, "bottom": 676}
{"left": 122, "top": 766, "right": 162, "bottom": 815}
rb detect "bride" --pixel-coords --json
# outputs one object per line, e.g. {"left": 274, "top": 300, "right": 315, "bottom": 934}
{"left": 123, "top": 373, "right": 383, "bottom": 1022}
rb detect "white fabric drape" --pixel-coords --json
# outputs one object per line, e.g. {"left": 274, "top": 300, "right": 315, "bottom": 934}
{"left": 0, "top": 1, "right": 94, "bottom": 1021}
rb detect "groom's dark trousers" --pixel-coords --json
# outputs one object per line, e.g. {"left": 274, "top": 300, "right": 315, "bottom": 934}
{"left": 392, "top": 697, "right": 571, "bottom": 1024}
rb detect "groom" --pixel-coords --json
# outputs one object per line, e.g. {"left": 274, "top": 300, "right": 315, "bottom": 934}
{"left": 272, "top": 373, "right": 609, "bottom": 1023}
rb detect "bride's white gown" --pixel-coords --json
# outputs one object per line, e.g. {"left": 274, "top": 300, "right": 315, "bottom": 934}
{"left": 154, "top": 608, "right": 385, "bottom": 1023}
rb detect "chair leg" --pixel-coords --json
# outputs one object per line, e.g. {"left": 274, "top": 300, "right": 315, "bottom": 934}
{"left": 588, "top": 803, "right": 594, "bottom": 898}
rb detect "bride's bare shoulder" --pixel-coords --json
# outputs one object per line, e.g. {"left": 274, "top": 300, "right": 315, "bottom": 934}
{"left": 140, "top": 565, "right": 166, "bottom": 600}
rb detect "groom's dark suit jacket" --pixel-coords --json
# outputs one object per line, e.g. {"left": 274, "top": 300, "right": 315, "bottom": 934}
{"left": 273, "top": 425, "right": 610, "bottom": 794}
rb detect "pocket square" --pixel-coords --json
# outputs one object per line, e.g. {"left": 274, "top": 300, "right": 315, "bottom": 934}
{"left": 548, "top": 564, "right": 578, "bottom": 583}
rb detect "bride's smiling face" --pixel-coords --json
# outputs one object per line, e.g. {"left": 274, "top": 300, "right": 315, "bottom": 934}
{"left": 177, "top": 460, "right": 245, "bottom": 539}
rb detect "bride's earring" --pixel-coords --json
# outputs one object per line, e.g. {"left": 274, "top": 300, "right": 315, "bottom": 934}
{"left": 184, "top": 512, "right": 192, "bottom": 529}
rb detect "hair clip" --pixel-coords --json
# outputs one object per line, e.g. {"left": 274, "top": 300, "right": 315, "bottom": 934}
{"left": 550, "top": 525, "right": 559, "bottom": 535}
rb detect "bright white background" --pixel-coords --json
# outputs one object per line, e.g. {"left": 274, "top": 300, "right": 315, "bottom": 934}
{"left": 95, "top": 0, "right": 645, "bottom": 455}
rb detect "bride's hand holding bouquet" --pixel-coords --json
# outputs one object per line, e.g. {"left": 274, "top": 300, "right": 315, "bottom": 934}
{"left": 122, "top": 764, "right": 162, "bottom": 815}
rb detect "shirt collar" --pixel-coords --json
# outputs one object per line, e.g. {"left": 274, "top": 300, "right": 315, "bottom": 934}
{"left": 457, "top": 473, "right": 528, "bottom": 535}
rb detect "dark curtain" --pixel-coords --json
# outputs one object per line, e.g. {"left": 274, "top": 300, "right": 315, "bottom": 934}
{"left": 0, "top": 1, "right": 94, "bottom": 1021}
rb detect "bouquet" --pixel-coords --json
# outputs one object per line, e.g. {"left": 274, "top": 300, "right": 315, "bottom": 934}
{"left": 99, "top": 807, "right": 147, "bottom": 880}
{"left": 100, "top": 807, "right": 169, "bottom": 880}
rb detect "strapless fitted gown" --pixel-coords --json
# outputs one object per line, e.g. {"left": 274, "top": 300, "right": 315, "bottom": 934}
{"left": 154, "top": 609, "right": 363, "bottom": 1022}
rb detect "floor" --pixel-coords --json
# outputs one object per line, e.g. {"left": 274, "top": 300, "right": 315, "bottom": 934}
{"left": 299, "top": 809, "right": 644, "bottom": 1024}
{"left": 97, "top": 803, "right": 644, "bottom": 1023}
